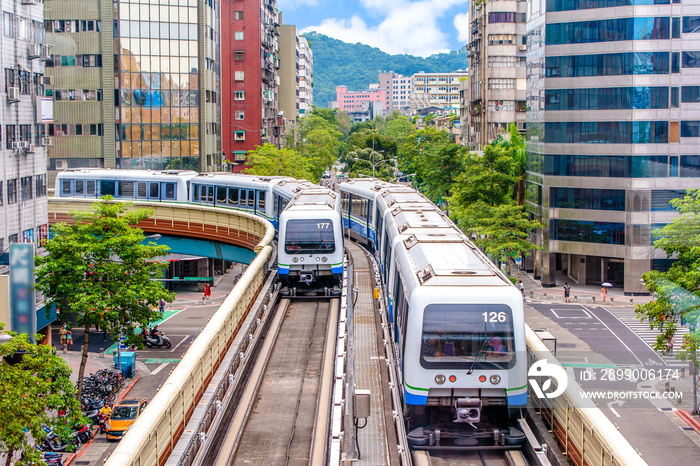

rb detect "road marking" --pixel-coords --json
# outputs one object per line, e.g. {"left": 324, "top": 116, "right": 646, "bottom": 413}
{"left": 583, "top": 306, "right": 644, "bottom": 365}
{"left": 145, "top": 358, "right": 181, "bottom": 364}
{"left": 608, "top": 400, "right": 624, "bottom": 417}
{"left": 151, "top": 363, "right": 170, "bottom": 375}
{"left": 550, "top": 308, "right": 592, "bottom": 319}
{"left": 170, "top": 335, "right": 191, "bottom": 353}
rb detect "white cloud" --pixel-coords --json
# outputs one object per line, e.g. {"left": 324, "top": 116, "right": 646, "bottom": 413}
{"left": 278, "top": 0, "right": 321, "bottom": 9}
{"left": 453, "top": 12, "right": 470, "bottom": 43}
{"left": 299, "top": 0, "right": 469, "bottom": 57}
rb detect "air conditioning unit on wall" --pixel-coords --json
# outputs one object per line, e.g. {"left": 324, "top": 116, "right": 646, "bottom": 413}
{"left": 41, "top": 137, "right": 54, "bottom": 146}
{"left": 55, "top": 159, "right": 68, "bottom": 170}
{"left": 8, "top": 87, "right": 20, "bottom": 102}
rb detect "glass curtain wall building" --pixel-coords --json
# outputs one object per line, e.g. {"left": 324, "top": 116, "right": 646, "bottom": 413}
{"left": 526, "top": 0, "right": 700, "bottom": 293}
{"left": 45, "top": 0, "right": 220, "bottom": 183}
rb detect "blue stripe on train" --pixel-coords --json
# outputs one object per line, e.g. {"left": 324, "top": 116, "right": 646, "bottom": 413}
{"left": 507, "top": 392, "right": 527, "bottom": 406}
{"left": 278, "top": 267, "right": 289, "bottom": 275}
{"left": 332, "top": 265, "right": 343, "bottom": 273}
{"left": 405, "top": 390, "right": 428, "bottom": 405}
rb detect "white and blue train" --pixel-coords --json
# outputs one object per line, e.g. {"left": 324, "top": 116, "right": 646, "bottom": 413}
{"left": 55, "top": 169, "right": 344, "bottom": 294}
{"left": 339, "top": 178, "right": 527, "bottom": 449}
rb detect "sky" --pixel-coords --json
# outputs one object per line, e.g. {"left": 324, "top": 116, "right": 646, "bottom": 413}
{"left": 277, "top": 0, "right": 470, "bottom": 58}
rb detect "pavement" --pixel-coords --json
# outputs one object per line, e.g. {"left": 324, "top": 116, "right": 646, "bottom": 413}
{"left": 46, "top": 263, "right": 246, "bottom": 465}
{"left": 513, "top": 265, "right": 700, "bottom": 465}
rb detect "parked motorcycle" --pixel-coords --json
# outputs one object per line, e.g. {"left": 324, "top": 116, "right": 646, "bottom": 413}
{"left": 144, "top": 332, "right": 172, "bottom": 349}
{"left": 40, "top": 426, "right": 80, "bottom": 452}
{"left": 42, "top": 451, "right": 63, "bottom": 466}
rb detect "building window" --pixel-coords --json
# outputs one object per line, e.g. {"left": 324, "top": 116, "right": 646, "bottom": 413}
{"left": 3, "top": 12, "right": 12, "bottom": 38}
{"left": 19, "top": 125, "right": 31, "bottom": 142}
{"left": 35, "top": 174, "right": 47, "bottom": 197}
{"left": 234, "top": 11, "right": 243, "bottom": 20}
{"left": 235, "top": 111, "right": 245, "bottom": 120}
{"left": 7, "top": 179, "right": 17, "bottom": 204}
{"left": 234, "top": 51, "right": 244, "bottom": 60}
{"left": 20, "top": 176, "right": 32, "bottom": 201}
{"left": 0, "top": 181, "right": 3, "bottom": 205}
{"left": 234, "top": 71, "right": 244, "bottom": 81}
{"left": 234, "top": 31, "right": 243, "bottom": 40}
{"left": 234, "top": 91, "right": 244, "bottom": 101}
{"left": 234, "top": 131, "right": 245, "bottom": 141}
{"left": 6, "top": 125, "right": 15, "bottom": 149}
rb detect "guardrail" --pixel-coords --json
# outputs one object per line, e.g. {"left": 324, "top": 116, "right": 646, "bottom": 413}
{"left": 526, "top": 326, "right": 647, "bottom": 466}
{"left": 48, "top": 198, "right": 275, "bottom": 253}
{"left": 105, "top": 245, "right": 273, "bottom": 466}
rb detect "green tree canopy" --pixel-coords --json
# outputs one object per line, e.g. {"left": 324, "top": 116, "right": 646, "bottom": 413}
{"left": 345, "top": 147, "right": 396, "bottom": 180}
{"left": 35, "top": 198, "right": 173, "bottom": 397}
{"left": 0, "top": 327, "right": 84, "bottom": 464}
{"left": 245, "top": 143, "right": 314, "bottom": 180}
{"left": 637, "top": 189, "right": 700, "bottom": 360}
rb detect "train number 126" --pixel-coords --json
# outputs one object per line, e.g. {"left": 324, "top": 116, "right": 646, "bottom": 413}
{"left": 482, "top": 311, "right": 507, "bottom": 322}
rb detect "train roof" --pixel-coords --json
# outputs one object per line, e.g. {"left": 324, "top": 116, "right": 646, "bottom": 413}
{"left": 57, "top": 168, "right": 198, "bottom": 178}
{"left": 286, "top": 188, "right": 338, "bottom": 210}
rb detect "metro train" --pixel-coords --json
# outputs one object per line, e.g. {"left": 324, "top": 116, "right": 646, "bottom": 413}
{"left": 339, "top": 178, "right": 527, "bottom": 449}
{"left": 54, "top": 169, "right": 344, "bottom": 294}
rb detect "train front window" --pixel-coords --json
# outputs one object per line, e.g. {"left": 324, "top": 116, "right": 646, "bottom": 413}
{"left": 284, "top": 219, "right": 335, "bottom": 254}
{"left": 420, "top": 304, "right": 515, "bottom": 370}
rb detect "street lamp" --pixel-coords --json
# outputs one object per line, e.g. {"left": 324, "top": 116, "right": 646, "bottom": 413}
{"left": 353, "top": 151, "right": 396, "bottom": 177}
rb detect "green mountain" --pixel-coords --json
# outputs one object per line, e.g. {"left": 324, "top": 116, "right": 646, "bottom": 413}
{"left": 302, "top": 32, "right": 468, "bottom": 108}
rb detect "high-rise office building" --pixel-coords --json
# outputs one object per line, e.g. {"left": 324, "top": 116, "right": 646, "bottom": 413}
{"left": 526, "top": 0, "right": 700, "bottom": 294}
{"left": 0, "top": 0, "right": 50, "bottom": 256}
{"left": 221, "top": 0, "right": 280, "bottom": 171}
{"left": 465, "top": 0, "right": 527, "bottom": 148}
{"left": 45, "top": 0, "right": 221, "bottom": 183}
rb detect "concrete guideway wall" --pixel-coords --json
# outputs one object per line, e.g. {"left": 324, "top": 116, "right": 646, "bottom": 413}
{"left": 47, "top": 197, "right": 275, "bottom": 466}
{"left": 48, "top": 198, "right": 275, "bottom": 253}
{"left": 526, "top": 325, "right": 647, "bottom": 466}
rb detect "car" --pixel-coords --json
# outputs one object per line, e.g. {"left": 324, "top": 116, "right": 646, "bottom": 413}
{"left": 322, "top": 171, "right": 331, "bottom": 178}
{"left": 105, "top": 398, "right": 148, "bottom": 440}
{"left": 335, "top": 172, "right": 345, "bottom": 178}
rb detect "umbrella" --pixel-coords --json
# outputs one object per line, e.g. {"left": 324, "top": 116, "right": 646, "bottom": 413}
{"left": 601, "top": 282, "right": 613, "bottom": 287}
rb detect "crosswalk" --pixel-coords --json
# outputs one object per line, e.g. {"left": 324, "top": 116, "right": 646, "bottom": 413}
{"left": 607, "top": 306, "right": 689, "bottom": 367}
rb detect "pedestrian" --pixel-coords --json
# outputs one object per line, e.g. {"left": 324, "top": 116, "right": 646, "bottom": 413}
{"left": 66, "top": 328, "right": 73, "bottom": 350}
{"left": 205, "top": 283, "right": 211, "bottom": 300}
{"left": 601, "top": 285, "right": 607, "bottom": 303}
{"left": 517, "top": 280, "right": 524, "bottom": 296}
{"left": 59, "top": 322, "right": 67, "bottom": 351}
{"left": 159, "top": 298, "right": 165, "bottom": 314}
{"left": 666, "top": 335, "right": 675, "bottom": 355}
{"left": 564, "top": 282, "right": 571, "bottom": 303}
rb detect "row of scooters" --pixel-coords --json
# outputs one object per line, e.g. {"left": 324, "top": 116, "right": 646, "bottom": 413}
{"left": 39, "top": 395, "right": 111, "bottom": 456}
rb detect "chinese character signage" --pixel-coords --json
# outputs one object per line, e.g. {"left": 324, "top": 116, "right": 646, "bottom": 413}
{"left": 9, "top": 244, "right": 35, "bottom": 341}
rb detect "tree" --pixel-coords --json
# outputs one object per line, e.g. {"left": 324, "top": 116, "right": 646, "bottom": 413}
{"left": 636, "top": 189, "right": 700, "bottom": 360}
{"left": 35, "top": 198, "right": 173, "bottom": 398}
{"left": 345, "top": 147, "right": 396, "bottom": 180}
{"left": 245, "top": 143, "right": 314, "bottom": 180}
{"left": 0, "top": 327, "right": 84, "bottom": 465}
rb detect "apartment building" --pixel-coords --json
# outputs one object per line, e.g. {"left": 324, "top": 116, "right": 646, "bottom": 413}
{"left": 278, "top": 26, "right": 314, "bottom": 143}
{"left": 44, "top": 0, "right": 221, "bottom": 181}
{"left": 335, "top": 85, "right": 386, "bottom": 113}
{"left": 298, "top": 35, "right": 312, "bottom": 115}
{"left": 465, "top": 0, "right": 527, "bottom": 148}
{"left": 378, "top": 71, "right": 412, "bottom": 115}
{"left": 0, "top": 0, "right": 52, "bottom": 334}
{"left": 411, "top": 71, "right": 467, "bottom": 115}
{"left": 221, "top": 0, "right": 280, "bottom": 171}
{"left": 526, "top": 0, "right": 700, "bottom": 294}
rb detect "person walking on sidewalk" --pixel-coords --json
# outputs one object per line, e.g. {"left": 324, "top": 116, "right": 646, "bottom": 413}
{"left": 66, "top": 328, "right": 73, "bottom": 350}
{"left": 59, "top": 322, "right": 67, "bottom": 350}
{"left": 601, "top": 285, "right": 607, "bottom": 304}
{"left": 517, "top": 280, "right": 524, "bottom": 297}
{"left": 564, "top": 283, "right": 571, "bottom": 303}
{"left": 203, "top": 283, "right": 211, "bottom": 303}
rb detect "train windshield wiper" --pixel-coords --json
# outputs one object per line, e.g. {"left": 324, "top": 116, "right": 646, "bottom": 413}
{"left": 467, "top": 338, "right": 491, "bottom": 375}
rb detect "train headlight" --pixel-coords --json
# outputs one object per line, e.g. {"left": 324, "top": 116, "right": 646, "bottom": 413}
{"left": 300, "top": 257, "right": 304, "bottom": 262}
{"left": 316, "top": 257, "right": 320, "bottom": 261}
{"left": 478, "top": 375, "right": 487, "bottom": 383}
{"left": 448, "top": 375, "right": 457, "bottom": 383}
{"left": 322, "top": 257, "right": 327, "bottom": 262}
{"left": 490, "top": 374, "right": 501, "bottom": 385}
{"left": 435, "top": 374, "right": 446, "bottom": 384}
{"left": 293, "top": 257, "right": 299, "bottom": 263}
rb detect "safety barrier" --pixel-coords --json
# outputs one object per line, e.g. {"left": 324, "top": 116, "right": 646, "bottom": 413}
{"left": 48, "top": 198, "right": 274, "bottom": 253}
{"left": 526, "top": 326, "right": 647, "bottom": 466}
{"left": 47, "top": 197, "right": 276, "bottom": 466}
{"left": 104, "top": 245, "right": 273, "bottom": 466}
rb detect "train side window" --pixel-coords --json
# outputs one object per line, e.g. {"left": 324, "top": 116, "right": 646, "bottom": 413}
{"left": 75, "top": 180, "right": 84, "bottom": 195}
{"left": 137, "top": 182, "right": 147, "bottom": 198}
{"left": 382, "top": 231, "right": 390, "bottom": 283}
{"left": 240, "top": 189, "right": 247, "bottom": 207}
{"left": 61, "top": 179, "right": 72, "bottom": 195}
{"left": 247, "top": 190, "right": 254, "bottom": 207}
{"left": 368, "top": 200, "right": 373, "bottom": 223}
{"left": 216, "top": 186, "right": 227, "bottom": 204}
{"left": 165, "top": 183, "right": 176, "bottom": 200}
{"left": 228, "top": 187, "right": 239, "bottom": 205}
{"left": 150, "top": 182, "right": 159, "bottom": 199}
{"left": 118, "top": 181, "right": 134, "bottom": 198}
{"left": 87, "top": 180, "right": 96, "bottom": 196}
{"left": 258, "top": 191, "right": 265, "bottom": 209}
{"left": 100, "top": 180, "right": 115, "bottom": 196}
{"left": 192, "top": 184, "right": 200, "bottom": 201}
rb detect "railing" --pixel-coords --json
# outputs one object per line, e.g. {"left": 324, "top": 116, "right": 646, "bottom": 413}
{"left": 526, "top": 326, "right": 647, "bottom": 466}
{"left": 48, "top": 198, "right": 275, "bottom": 253}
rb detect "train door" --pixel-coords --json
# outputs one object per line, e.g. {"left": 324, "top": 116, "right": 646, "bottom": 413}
{"left": 246, "top": 189, "right": 255, "bottom": 211}
{"left": 257, "top": 190, "right": 266, "bottom": 216}
{"left": 161, "top": 182, "right": 177, "bottom": 201}
{"left": 99, "top": 180, "right": 116, "bottom": 197}
{"left": 228, "top": 187, "right": 239, "bottom": 207}
{"left": 148, "top": 182, "right": 161, "bottom": 201}
{"left": 136, "top": 181, "right": 148, "bottom": 200}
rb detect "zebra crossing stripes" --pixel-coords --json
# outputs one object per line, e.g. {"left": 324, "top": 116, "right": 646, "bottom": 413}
{"left": 607, "top": 306, "right": 689, "bottom": 366}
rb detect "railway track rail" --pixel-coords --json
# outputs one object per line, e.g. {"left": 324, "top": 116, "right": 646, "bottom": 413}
{"left": 197, "top": 298, "right": 339, "bottom": 466}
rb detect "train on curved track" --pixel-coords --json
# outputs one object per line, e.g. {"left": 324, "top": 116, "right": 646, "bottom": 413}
{"left": 55, "top": 168, "right": 343, "bottom": 296}
{"left": 56, "top": 168, "right": 527, "bottom": 448}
